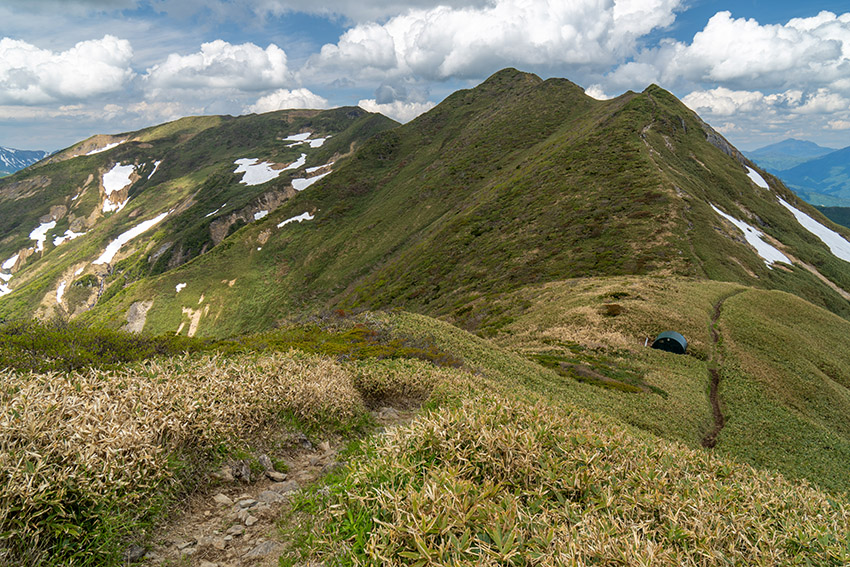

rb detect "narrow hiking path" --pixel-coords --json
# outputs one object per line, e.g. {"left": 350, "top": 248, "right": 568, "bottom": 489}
{"left": 701, "top": 289, "right": 744, "bottom": 449}
{"left": 137, "top": 405, "right": 412, "bottom": 567}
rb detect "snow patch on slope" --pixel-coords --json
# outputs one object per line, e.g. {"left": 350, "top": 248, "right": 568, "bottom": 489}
{"left": 86, "top": 141, "right": 125, "bottom": 155}
{"left": 148, "top": 160, "right": 162, "bottom": 179}
{"left": 56, "top": 281, "right": 66, "bottom": 304}
{"left": 277, "top": 212, "right": 314, "bottom": 228}
{"left": 93, "top": 212, "right": 170, "bottom": 265}
{"left": 283, "top": 153, "right": 307, "bottom": 171}
{"left": 30, "top": 221, "right": 56, "bottom": 252}
{"left": 746, "top": 166, "right": 769, "bottom": 189}
{"left": 711, "top": 204, "right": 791, "bottom": 268}
{"left": 53, "top": 229, "right": 86, "bottom": 247}
{"left": 234, "top": 159, "right": 282, "bottom": 186}
{"left": 778, "top": 197, "right": 850, "bottom": 263}
{"left": 254, "top": 210, "right": 268, "bottom": 221}
{"left": 2, "top": 254, "right": 19, "bottom": 270}
{"left": 292, "top": 171, "right": 331, "bottom": 191}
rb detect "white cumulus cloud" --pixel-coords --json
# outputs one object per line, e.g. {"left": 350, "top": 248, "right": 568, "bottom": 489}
{"left": 245, "top": 88, "right": 330, "bottom": 114}
{"left": 145, "top": 40, "right": 292, "bottom": 91}
{"left": 607, "top": 10, "right": 850, "bottom": 93}
{"left": 307, "top": 0, "right": 683, "bottom": 81}
{"left": 0, "top": 35, "right": 134, "bottom": 104}
{"left": 357, "top": 98, "right": 435, "bottom": 122}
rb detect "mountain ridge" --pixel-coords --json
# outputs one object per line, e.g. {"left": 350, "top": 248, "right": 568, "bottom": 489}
{"left": 3, "top": 68, "right": 850, "bottom": 565}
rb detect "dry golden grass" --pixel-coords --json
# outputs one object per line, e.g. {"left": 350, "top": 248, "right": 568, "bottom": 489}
{"left": 1, "top": 349, "right": 457, "bottom": 561}
{"left": 318, "top": 395, "right": 850, "bottom": 566}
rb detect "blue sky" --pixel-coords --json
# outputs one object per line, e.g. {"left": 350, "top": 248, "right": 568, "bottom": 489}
{"left": 2, "top": 0, "right": 850, "bottom": 152}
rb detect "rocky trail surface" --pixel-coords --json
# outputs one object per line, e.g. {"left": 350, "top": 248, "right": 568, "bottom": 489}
{"left": 135, "top": 406, "right": 408, "bottom": 566}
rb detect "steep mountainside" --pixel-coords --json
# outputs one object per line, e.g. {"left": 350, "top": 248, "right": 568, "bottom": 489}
{"left": 745, "top": 138, "right": 835, "bottom": 173}
{"left": 0, "top": 146, "right": 49, "bottom": 177}
{"left": 27, "top": 69, "right": 846, "bottom": 337}
{"left": 0, "top": 107, "right": 396, "bottom": 321}
{"left": 780, "top": 144, "right": 850, "bottom": 205}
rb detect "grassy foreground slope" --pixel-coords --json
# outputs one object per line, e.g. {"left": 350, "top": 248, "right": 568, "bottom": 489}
{"left": 3, "top": 307, "right": 850, "bottom": 565}
{"left": 467, "top": 276, "right": 850, "bottom": 494}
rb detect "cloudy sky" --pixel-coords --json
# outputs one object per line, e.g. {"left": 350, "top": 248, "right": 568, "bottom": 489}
{"left": 3, "top": 0, "right": 850, "bottom": 152}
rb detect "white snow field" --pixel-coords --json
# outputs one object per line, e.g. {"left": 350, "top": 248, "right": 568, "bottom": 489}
{"left": 234, "top": 158, "right": 283, "bottom": 186}
{"left": 306, "top": 161, "right": 334, "bottom": 174}
{"left": 148, "top": 160, "right": 162, "bottom": 179}
{"left": 103, "top": 163, "right": 136, "bottom": 195}
{"left": 711, "top": 204, "right": 791, "bottom": 267}
{"left": 778, "top": 197, "right": 850, "bottom": 263}
{"left": 102, "top": 163, "right": 136, "bottom": 212}
{"left": 283, "top": 153, "right": 307, "bottom": 171}
{"left": 53, "top": 229, "right": 86, "bottom": 247}
{"left": 254, "top": 210, "right": 269, "bottom": 221}
{"left": 93, "top": 212, "right": 170, "bottom": 265}
{"left": 86, "top": 141, "right": 124, "bottom": 155}
{"left": 2, "top": 254, "right": 18, "bottom": 270}
{"left": 292, "top": 171, "right": 331, "bottom": 191}
{"left": 745, "top": 166, "right": 769, "bottom": 189}
{"left": 30, "top": 221, "right": 56, "bottom": 252}
{"left": 56, "top": 281, "right": 67, "bottom": 304}
{"left": 283, "top": 132, "right": 311, "bottom": 142}
{"left": 176, "top": 283, "right": 187, "bottom": 293}
{"left": 277, "top": 212, "right": 314, "bottom": 228}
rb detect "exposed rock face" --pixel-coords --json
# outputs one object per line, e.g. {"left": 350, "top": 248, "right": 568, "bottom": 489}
{"left": 122, "top": 300, "right": 154, "bottom": 333}
{"left": 0, "top": 175, "right": 51, "bottom": 199}
{"left": 209, "top": 188, "right": 296, "bottom": 245}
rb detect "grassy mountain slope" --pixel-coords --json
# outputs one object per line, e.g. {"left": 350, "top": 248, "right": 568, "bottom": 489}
{"left": 3, "top": 307, "right": 850, "bottom": 565}
{"left": 0, "top": 107, "right": 396, "bottom": 322}
{"left": 45, "top": 69, "right": 850, "bottom": 340}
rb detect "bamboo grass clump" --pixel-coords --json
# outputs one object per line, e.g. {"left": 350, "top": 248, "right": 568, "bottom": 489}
{"left": 0, "top": 350, "right": 367, "bottom": 558}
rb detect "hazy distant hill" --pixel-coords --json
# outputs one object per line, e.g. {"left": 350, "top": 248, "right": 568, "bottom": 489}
{"left": 0, "top": 145, "right": 49, "bottom": 176}
{"left": 745, "top": 138, "right": 835, "bottom": 174}
{"left": 779, "top": 144, "right": 850, "bottom": 206}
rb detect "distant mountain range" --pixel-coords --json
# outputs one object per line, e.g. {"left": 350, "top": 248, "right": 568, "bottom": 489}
{"left": 0, "top": 146, "right": 49, "bottom": 176}
{"left": 746, "top": 138, "right": 850, "bottom": 206}
{"left": 744, "top": 138, "right": 835, "bottom": 174}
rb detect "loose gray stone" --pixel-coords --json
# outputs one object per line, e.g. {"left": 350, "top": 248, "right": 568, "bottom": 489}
{"left": 212, "top": 537, "right": 227, "bottom": 550}
{"left": 237, "top": 498, "right": 258, "bottom": 508}
{"left": 211, "top": 466, "right": 234, "bottom": 482}
{"left": 243, "top": 541, "right": 281, "bottom": 558}
{"left": 269, "top": 480, "right": 299, "bottom": 494}
{"left": 200, "top": 561, "right": 218, "bottom": 567}
{"left": 226, "top": 524, "right": 245, "bottom": 536}
{"left": 123, "top": 544, "right": 146, "bottom": 563}
{"left": 213, "top": 493, "right": 234, "bottom": 507}
{"left": 258, "top": 454, "right": 274, "bottom": 471}
{"left": 258, "top": 490, "right": 283, "bottom": 504}
{"left": 175, "top": 540, "right": 195, "bottom": 550}
{"left": 265, "top": 469, "right": 287, "bottom": 481}
{"left": 232, "top": 460, "right": 251, "bottom": 483}
{"left": 245, "top": 514, "right": 258, "bottom": 527}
